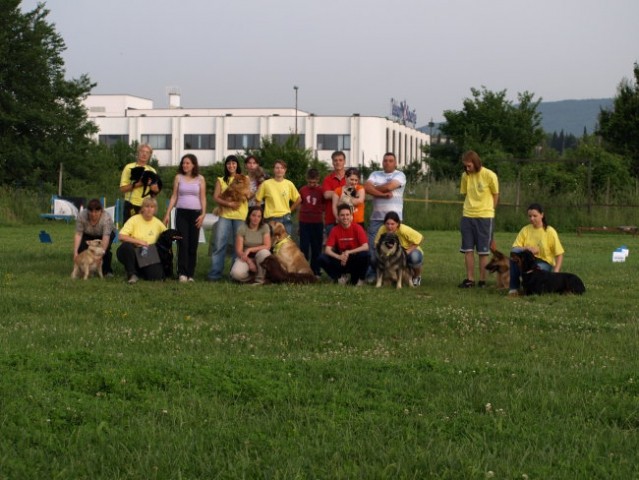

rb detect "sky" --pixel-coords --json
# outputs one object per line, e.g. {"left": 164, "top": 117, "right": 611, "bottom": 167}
{"left": 20, "top": 0, "right": 639, "bottom": 125}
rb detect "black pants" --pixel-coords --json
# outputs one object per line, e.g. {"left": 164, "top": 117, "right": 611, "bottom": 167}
{"left": 78, "top": 231, "right": 116, "bottom": 275}
{"left": 123, "top": 201, "right": 141, "bottom": 224}
{"left": 116, "top": 242, "right": 164, "bottom": 281}
{"left": 319, "top": 251, "right": 370, "bottom": 284}
{"left": 175, "top": 208, "right": 201, "bottom": 278}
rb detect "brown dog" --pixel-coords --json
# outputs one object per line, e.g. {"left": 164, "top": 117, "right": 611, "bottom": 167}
{"left": 71, "top": 239, "right": 105, "bottom": 280}
{"left": 485, "top": 248, "right": 510, "bottom": 289}
{"left": 261, "top": 255, "right": 317, "bottom": 284}
{"left": 213, "top": 174, "right": 251, "bottom": 215}
{"left": 269, "top": 221, "right": 314, "bottom": 275}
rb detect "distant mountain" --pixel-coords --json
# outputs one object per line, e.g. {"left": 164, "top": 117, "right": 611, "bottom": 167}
{"left": 537, "top": 98, "right": 613, "bottom": 136}
{"left": 418, "top": 98, "right": 614, "bottom": 138}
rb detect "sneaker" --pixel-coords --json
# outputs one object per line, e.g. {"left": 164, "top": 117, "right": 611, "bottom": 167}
{"left": 179, "top": 275, "right": 188, "bottom": 283}
{"left": 355, "top": 279, "right": 366, "bottom": 287}
{"left": 508, "top": 289, "right": 519, "bottom": 297}
{"left": 104, "top": 272, "right": 114, "bottom": 278}
{"left": 477, "top": 281, "right": 486, "bottom": 288}
{"left": 127, "top": 274, "right": 139, "bottom": 284}
{"left": 337, "top": 274, "right": 349, "bottom": 285}
{"left": 412, "top": 276, "right": 421, "bottom": 287}
{"left": 187, "top": 277, "right": 195, "bottom": 282}
{"left": 458, "top": 279, "right": 475, "bottom": 288}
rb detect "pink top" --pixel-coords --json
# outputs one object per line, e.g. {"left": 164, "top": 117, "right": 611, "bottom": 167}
{"left": 176, "top": 176, "right": 202, "bottom": 210}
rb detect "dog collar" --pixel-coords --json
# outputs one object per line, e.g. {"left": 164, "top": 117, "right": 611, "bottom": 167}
{"left": 272, "top": 235, "right": 291, "bottom": 254}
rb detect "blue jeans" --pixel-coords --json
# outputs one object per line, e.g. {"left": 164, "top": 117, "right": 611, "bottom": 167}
{"left": 266, "top": 214, "right": 293, "bottom": 235}
{"left": 208, "top": 217, "right": 243, "bottom": 280}
{"left": 366, "top": 219, "right": 384, "bottom": 278}
{"left": 509, "top": 248, "right": 552, "bottom": 290}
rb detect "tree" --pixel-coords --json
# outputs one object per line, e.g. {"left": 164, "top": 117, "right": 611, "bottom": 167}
{"left": 0, "top": 1, "right": 97, "bottom": 190}
{"left": 597, "top": 63, "right": 639, "bottom": 177}
{"left": 440, "top": 86, "right": 545, "bottom": 159}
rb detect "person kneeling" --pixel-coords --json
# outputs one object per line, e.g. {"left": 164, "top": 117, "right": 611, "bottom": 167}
{"left": 230, "top": 205, "right": 272, "bottom": 285}
{"left": 319, "top": 204, "right": 369, "bottom": 286}
{"left": 116, "top": 197, "right": 167, "bottom": 283}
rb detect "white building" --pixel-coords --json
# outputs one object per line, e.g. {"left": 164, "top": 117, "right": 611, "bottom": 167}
{"left": 84, "top": 94, "right": 430, "bottom": 168}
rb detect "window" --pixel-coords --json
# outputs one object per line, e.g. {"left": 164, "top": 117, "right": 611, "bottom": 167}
{"left": 184, "top": 134, "right": 215, "bottom": 150}
{"left": 98, "top": 134, "right": 129, "bottom": 147}
{"left": 271, "top": 134, "right": 305, "bottom": 148}
{"left": 316, "top": 134, "right": 350, "bottom": 151}
{"left": 141, "top": 134, "right": 172, "bottom": 150}
{"left": 227, "top": 134, "right": 260, "bottom": 150}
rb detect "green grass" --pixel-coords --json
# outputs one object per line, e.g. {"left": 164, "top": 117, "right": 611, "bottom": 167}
{"left": 1, "top": 223, "right": 638, "bottom": 479}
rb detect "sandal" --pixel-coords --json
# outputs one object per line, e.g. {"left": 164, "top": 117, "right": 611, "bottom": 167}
{"left": 458, "top": 279, "right": 475, "bottom": 288}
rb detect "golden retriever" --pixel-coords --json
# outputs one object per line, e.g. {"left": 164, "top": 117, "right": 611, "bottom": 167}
{"left": 72, "top": 239, "right": 105, "bottom": 280}
{"left": 213, "top": 174, "right": 251, "bottom": 215}
{"left": 269, "top": 221, "right": 314, "bottom": 275}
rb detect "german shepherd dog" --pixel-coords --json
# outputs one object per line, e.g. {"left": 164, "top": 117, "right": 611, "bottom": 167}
{"left": 260, "top": 255, "right": 317, "bottom": 284}
{"left": 510, "top": 249, "right": 585, "bottom": 295}
{"left": 375, "top": 232, "right": 413, "bottom": 289}
{"left": 485, "top": 248, "right": 510, "bottom": 289}
{"left": 157, "top": 229, "right": 183, "bottom": 279}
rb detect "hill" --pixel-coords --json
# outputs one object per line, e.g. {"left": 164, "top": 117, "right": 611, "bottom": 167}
{"left": 420, "top": 98, "right": 614, "bottom": 137}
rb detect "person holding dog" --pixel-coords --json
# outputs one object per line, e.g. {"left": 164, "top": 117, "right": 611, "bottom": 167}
{"left": 458, "top": 150, "right": 499, "bottom": 288}
{"left": 332, "top": 167, "right": 366, "bottom": 229}
{"left": 373, "top": 211, "right": 424, "bottom": 287}
{"left": 245, "top": 155, "right": 267, "bottom": 207}
{"left": 208, "top": 155, "right": 248, "bottom": 281}
{"left": 230, "top": 205, "right": 272, "bottom": 284}
{"left": 319, "top": 203, "right": 370, "bottom": 286}
{"left": 117, "top": 196, "right": 167, "bottom": 283}
{"left": 255, "top": 159, "right": 301, "bottom": 236}
{"left": 163, "top": 153, "right": 207, "bottom": 283}
{"left": 119, "top": 143, "right": 161, "bottom": 223}
{"left": 509, "top": 203, "right": 565, "bottom": 296}
{"left": 73, "top": 198, "right": 115, "bottom": 277}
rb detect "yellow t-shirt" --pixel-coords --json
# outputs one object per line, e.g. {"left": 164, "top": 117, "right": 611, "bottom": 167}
{"left": 512, "top": 224, "right": 564, "bottom": 266}
{"left": 218, "top": 176, "right": 248, "bottom": 220}
{"left": 255, "top": 178, "right": 300, "bottom": 218}
{"left": 120, "top": 162, "right": 158, "bottom": 207}
{"left": 460, "top": 167, "right": 499, "bottom": 218}
{"left": 120, "top": 214, "right": 167, "bottom": 245}
{"left": 374, "top": 224, "right": 424, "bottom": 254}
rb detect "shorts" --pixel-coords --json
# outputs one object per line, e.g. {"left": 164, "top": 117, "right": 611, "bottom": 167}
{"left": 460, "top": 217, "right": 493, "bottom": 255}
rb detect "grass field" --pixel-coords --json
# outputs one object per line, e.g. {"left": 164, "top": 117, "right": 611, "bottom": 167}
{"left": 1, "top": 222, "right": 638, "bottom": 479}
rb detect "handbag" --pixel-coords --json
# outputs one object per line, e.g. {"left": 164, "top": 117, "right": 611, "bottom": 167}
{"left": 135, "top": 244, "right": 161, "bottom": 267}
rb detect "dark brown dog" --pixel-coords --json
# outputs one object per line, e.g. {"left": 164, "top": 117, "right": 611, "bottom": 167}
{"left": 261, "top": 255, "right": 317, "bottom": 284}
{"left": 485, "top": 249, "right": 510, "bottom": 289}
{"left": 510, "top": 250, "right": 585, "bottom": 295}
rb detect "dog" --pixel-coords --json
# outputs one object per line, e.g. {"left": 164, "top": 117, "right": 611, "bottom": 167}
{"left": 213, "top": 174, "right": 251, "bottom": 215}
{"left": 71, "top": 239, "right": 105, "bottom": 280}
{"left": 510, "top": 249, "right": 585, "bottom": 295}
{"left": 269, "top": 221, "right": 314, "bottom": 275}
{"left": 260, "top": 255, "right": 317, "bottom": 284}
{"left": 485, "top": 248, "right": 510, "bottom": 289}
{"left": 337, "top": 186, "right": 357, "bottom": 212}
{"left": 375, "top": 232, "right": 413, "bottom": 289}
{"left": 130, "top": 167, "right": 162, "bottom": 198}
{"left": 156, "top": 229, "right": 183, "bottom": 278}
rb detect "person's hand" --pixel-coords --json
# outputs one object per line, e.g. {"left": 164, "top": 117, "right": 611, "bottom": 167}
{"left": 162, "top": 215, "right": 170, "bottom": 226}
{"left": 195, "top": 214, "right": 205, "bottom": 228}
{"left": 339, "top": 251, "right": 349, "bottom": 266}
{"left": 228, "top": 201, "right": 239, "bottom": 210}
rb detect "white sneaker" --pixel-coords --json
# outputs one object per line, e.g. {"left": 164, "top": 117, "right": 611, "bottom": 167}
{"left": 187, "top": 277, "right": 195, "bottom": 282}
{"left": 179, "top": 275, "right": 188, "bottom": 283}
{"left": 355, "top": 279, "right": 366, "bottom": 287}
{"left": 412, "top": 276, "right": 421, "bottom": 287}
{"left": 127, "top": 274, "right": 139, "bottom": 284}
{"left": 337, "top": 274, "right": 349, "bottom": 285}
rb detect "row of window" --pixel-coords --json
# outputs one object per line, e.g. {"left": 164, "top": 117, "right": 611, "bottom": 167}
{"left": 98, "top": 134, "right": 348, "bottom": 150}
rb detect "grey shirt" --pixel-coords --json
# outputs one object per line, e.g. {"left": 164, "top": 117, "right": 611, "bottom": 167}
{"left": 75, "top": 209, "right": 114, "bottom": 237}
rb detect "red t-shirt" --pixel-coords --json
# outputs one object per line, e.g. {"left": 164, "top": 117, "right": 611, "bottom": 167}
{"left": 321, "top": 172, "right": 346, "bottom": 225}
{"left": 299, "top": 185, "right": 325, "bottom": 223}
{"left": 326, "top": 222, "right": 368, "bottom": 253}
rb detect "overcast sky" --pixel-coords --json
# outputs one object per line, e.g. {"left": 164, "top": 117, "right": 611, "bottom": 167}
{"left": 20, "top": 0, "right": 639, "bottom": 124}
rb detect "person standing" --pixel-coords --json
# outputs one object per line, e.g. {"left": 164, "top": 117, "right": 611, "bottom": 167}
{"left": 255, "top": 159, "right": 301, "bottom": 235}
{"left": 73, "top": 198, "right": 115, "bottom": 277}
{"left": 321, "top": 150, "right": 347, "bottom": 237}
{"left": 244, "top": 154, "right": 266, "bottom": 206}
{"left": 319, "top": 204, "right": 370, "bottom": 286}
{"left": 458, "top": 150, "right": 499, "bottom": 288}
{"left": 163, "top": 153, "right": 207, "bottom": 282}
{"left": 298, "top": 168, "right": 325, "bottom": 277}
{"left": 119, "top": 143, "right": 160, "bottom": 223}
{"left": 208, "top": 155, "right": 248, "bottom": 281}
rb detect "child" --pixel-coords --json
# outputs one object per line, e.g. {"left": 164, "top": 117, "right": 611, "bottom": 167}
{"left": 332, "top": 167, "right": 366, "bottom": 229}
{"left": 298, "top": 168, "right": 325, "bottom": 277}
{"left": 255, "top": 159, "right": 301, "bottom": 235}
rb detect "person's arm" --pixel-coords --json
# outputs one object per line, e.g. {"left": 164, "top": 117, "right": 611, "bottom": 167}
{"left": 290, "top": 196, "right": 301, "bottom": 213}
{"left": 196, "top": 175, "right": 207, "bottom": 228}
{"left": 213, "top": 179, "right": 239, "bottom": 210}
{"left": 493, "top": 193, "right": 500, "bottom": 209}
{"left": 331, "top": 192, "right": 339, "bottom": 220}
{"left": 553, "top": 254, "right": 564, "bottom": 273}
{"left": 364, "top": 180, "right": 393, "bottom": 199}
{"left": 235, "top": 233, "right": 246, "bottom": 260}
{"left": 118, "top": 233, "right": 148, "bottom": 247}
{"left": 73, "top": 231, "right": 82, "bottom": 260}
{"left": 163, "top": 175, "right": 180, "bottom": 225}
{"left": 352, "top": 186, "right": 366, "bottom": 206}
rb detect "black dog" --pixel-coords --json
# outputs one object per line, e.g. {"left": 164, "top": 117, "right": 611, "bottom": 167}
{"left": 130, "top": 167, "right": 163, "bottom": 198}
{"left": 156, "top": 229, "right": 182, "bottom": 279}
{"left": 510, "top": 250, "right": 585, "bottom": 295}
